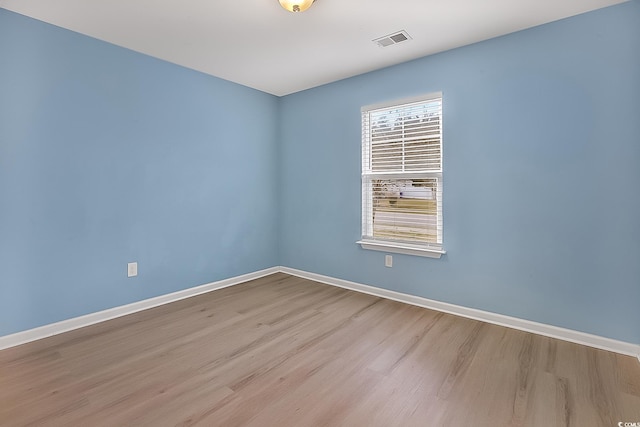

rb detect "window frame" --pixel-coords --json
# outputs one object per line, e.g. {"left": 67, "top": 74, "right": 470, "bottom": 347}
{"left": 357, "top": 92, "right": 446, "bottom": 259}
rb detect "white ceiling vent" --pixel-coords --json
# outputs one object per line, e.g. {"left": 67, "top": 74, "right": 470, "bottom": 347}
{"left": 373, "top": 31, "right": 412, "bottom": 48}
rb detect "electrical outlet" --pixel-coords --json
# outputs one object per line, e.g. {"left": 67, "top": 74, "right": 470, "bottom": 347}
{"left": 127, "top": 262, "right": 138, "bottom": 277}
{"left": 385, "top": 255, "right": 393, "bottom": 268}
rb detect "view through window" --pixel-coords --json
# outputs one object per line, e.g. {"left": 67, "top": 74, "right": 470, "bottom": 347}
{"left": 361, "top": 94, "right": 443, "bottom": 252}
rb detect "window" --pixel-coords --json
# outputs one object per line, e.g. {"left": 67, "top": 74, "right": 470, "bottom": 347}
{"left": 358, "top": 93, "right": 445, "bottom": 258}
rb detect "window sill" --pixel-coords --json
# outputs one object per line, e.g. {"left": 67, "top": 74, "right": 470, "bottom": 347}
{"left": 356, "top": 240, "right": 446, "bottom": 259}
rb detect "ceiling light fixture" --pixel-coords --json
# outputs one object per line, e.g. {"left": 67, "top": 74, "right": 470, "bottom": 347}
{"left": 278, "top": 0, "right": 316, "bottom": 13}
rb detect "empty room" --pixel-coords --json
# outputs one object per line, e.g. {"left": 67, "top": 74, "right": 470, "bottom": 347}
{"left": 1, "top": 0, "right": 639, "bottom": 425}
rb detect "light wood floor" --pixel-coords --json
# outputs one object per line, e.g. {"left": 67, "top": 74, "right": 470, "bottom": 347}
{"left": 1, "top": 273, "right": 639, "bottom": 426}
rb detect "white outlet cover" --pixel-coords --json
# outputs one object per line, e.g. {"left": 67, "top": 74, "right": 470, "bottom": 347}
{"left": 127, "top": 262, "right": 138, "bottom": 277}
{"left": 385, "top": 255, "right": 393, "bottom": 268}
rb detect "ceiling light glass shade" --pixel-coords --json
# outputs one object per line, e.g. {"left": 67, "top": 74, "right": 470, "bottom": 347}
{"left": 279, "top": 0, "right": 315, "bottom": 13}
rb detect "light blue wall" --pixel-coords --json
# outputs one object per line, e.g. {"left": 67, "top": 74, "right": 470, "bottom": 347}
{"left": 2, "top": 3, "right": 639, "bottom": 345}
{"left": 279, "top": 2, "right": 640, "bottom": 344}
{"left": 0, "top": 9, "right": 279, "bottom": 336}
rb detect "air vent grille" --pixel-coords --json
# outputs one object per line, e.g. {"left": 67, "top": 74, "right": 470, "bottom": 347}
{"left": 373, "top": 30, "right": 412, "bottom": 48}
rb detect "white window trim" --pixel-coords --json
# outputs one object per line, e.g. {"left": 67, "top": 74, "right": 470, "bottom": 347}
{"left": 359, "top": 92, "right": 445, "bottom": 258}
{"left": 361, "top": 92, "right": 443, "bottom": 113}
{"left": 357, "top": 240, "right": 446, "bottom": 258}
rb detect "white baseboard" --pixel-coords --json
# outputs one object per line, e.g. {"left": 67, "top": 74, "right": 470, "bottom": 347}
{"left": 0, "top": 267, "right": 280, "bottom": 351}
{"left": 279, "top": 267, "right": 640, "bottom": 360}
{"left": 2, "top": 265, "right": 639, "bottom": 362}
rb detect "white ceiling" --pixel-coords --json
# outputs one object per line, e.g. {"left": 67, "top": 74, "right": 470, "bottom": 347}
{"left": 0, "top": 0, "right": 627, "bottom": 96}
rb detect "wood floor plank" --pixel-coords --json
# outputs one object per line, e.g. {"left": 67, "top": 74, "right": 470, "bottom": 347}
{"left": 1, "top": 272, "right": 639, "bottom": 426}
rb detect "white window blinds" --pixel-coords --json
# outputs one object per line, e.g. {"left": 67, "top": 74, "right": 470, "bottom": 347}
{"left": 361, "top": 94, "right": 443, "bottom": 251}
